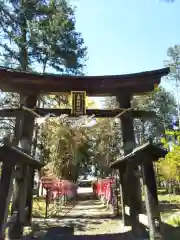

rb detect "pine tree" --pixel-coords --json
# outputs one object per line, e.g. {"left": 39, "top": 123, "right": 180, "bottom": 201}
{"left": 0, "top": 0, "right": 87, "bottom": 73}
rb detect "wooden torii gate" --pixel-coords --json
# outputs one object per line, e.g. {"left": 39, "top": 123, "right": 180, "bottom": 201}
{"left": 0, "top": 66, "right": 169, "bottom": 239}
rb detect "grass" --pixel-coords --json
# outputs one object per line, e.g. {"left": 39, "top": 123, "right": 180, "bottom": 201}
{"left": 158, "top": 194, "right": 180, "bottom": 226}
{"left": 32, "top": 197, "right": 47, "bottom": 218}
{"left": 140, "top": 188, "right": 180, "bottom": 228}
{"left": 32, "top": 196, "right": 76, "bottom": 218}
{"left": 8, "top": 196, "right": 68, "bottom": 219}
{"left": 158, "top": 189, "right": 180, "bottom": 202}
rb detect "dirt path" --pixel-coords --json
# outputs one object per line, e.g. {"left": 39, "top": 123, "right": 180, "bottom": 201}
{"left": 22, "top": 199, "right": 135, "bottom": 239}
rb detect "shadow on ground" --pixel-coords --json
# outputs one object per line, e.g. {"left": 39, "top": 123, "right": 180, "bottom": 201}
{"left": 163, "top": 222, "right": 180, "bottom": 240}
{"left": 141, "top": 200, "right": 180, "bottom": 214}
{"left": 22, "top": 214, "right": 148, "bottom": 240}
{"left": 159, "top": 201, "right": 180, "bottom": 213}
{"left": 22, "top": 226, "right": 135, "bottom": 240}
{"left": 24, "top": 197, "right": 180, "bottom": 240}
{"left": 21, "top": 215, "right": 180, "bottom": 240}
{"left": 23, "top": 218, "right": 111, "bottom": 238}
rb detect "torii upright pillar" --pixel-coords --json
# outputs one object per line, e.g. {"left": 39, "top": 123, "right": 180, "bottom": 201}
{"left": 9, "top": 94, "right": 37, "bottom": 238}
{"left": 20, "top": 95, "right": 37, "bottom": 223}
{"left": 116, "top": 94, "right": 143, "bottom": 237}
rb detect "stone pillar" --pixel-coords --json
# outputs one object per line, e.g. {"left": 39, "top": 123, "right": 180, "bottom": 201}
{"left": 116, "top": 93, "right": 143, "bottom": 237}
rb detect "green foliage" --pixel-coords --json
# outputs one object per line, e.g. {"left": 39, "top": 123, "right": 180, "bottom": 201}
{"left": 167, "top": 45, "right": 180, "bottom": 81}
{"left": 132, "top": 86, "right": 180, "bottom": 188}
{"left": 88, "top": 118, "right": 122, "bottom": 177}
{"left": 29, "top": 0, "right": 87, "bottom": 74}
{"left": 133, "top": 86, "right": 177, "bottom": 144}
{"left": 158, "top": 129, "right": 180, "bottom": 184}
{"left": 0, "top": 0, "right": 87, "bottom": 180}
{"left": 152, "top": 44, "right": 180, "bottom": 189}
{"left": 0, "top": 92, "right": 19, "bottom": 140}
{"left": 158, "top": 146, "right": 180, "bottom": 183}
{"left": 37, "top": 107, "right": 121, "bottom": 180}
{"left": 166, "top": 45, "right": 180, "bottom": 126}
{"left": 167, "top": 216, "right": 180, "bottom": 227}
{"left": 0, "top": 0, "right": 87, "bottom": 73}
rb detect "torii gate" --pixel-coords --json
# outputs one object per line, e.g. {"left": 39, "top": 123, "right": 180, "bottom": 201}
{"left": 0, "top": 66, "right": 169, "bottom": 239}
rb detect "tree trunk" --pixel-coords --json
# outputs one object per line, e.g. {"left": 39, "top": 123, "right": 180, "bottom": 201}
{"left": 20, "top": 0, "right": 28, "bottom": 71}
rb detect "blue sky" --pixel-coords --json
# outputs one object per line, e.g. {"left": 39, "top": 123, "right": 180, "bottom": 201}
{"left": 71, "top": 0, "right": 179, "bottom": 79}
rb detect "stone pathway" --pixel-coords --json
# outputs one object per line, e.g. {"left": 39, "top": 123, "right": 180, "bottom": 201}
{"left": 22, "top": 199, "right": 135, "bottom": 239}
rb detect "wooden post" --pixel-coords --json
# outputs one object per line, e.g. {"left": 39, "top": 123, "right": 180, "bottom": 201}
{"left": 116, "top": 94, "right": 143, "bottom": 236}
{"left": 19, "top": 94, "right": 37, "bottom": 224}
{"left": 142, "top": 160, "right": 163, "bottom": 240}
{"left": 25, "top": 167, "right": 36, "bottom": 223}
{"left": 0, "top": 161, "right": 14, "bottom": 240}
{"left": 19, "top": 166, "right": 29, "bottom": 222}
{"left": 115, "top": 171, "right": 120, "bottom": 216}
{"left": 45, "top": 190, "right": 49, "bottom": 218}
{"left": 9, "top": 94, "right": 37, "bottom": 238}
{"left": 8, "top": 167, "right": 24, "bottom": 239}
{"left": 119, "top": 167, "right": 126, "bottom": 224}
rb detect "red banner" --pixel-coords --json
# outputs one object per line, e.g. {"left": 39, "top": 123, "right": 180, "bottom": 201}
{"left": 94, "top": 177, "right": 115, "bottom": 202}
{"left": 41, "top": 177, "right": 77, "bottom": 200}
